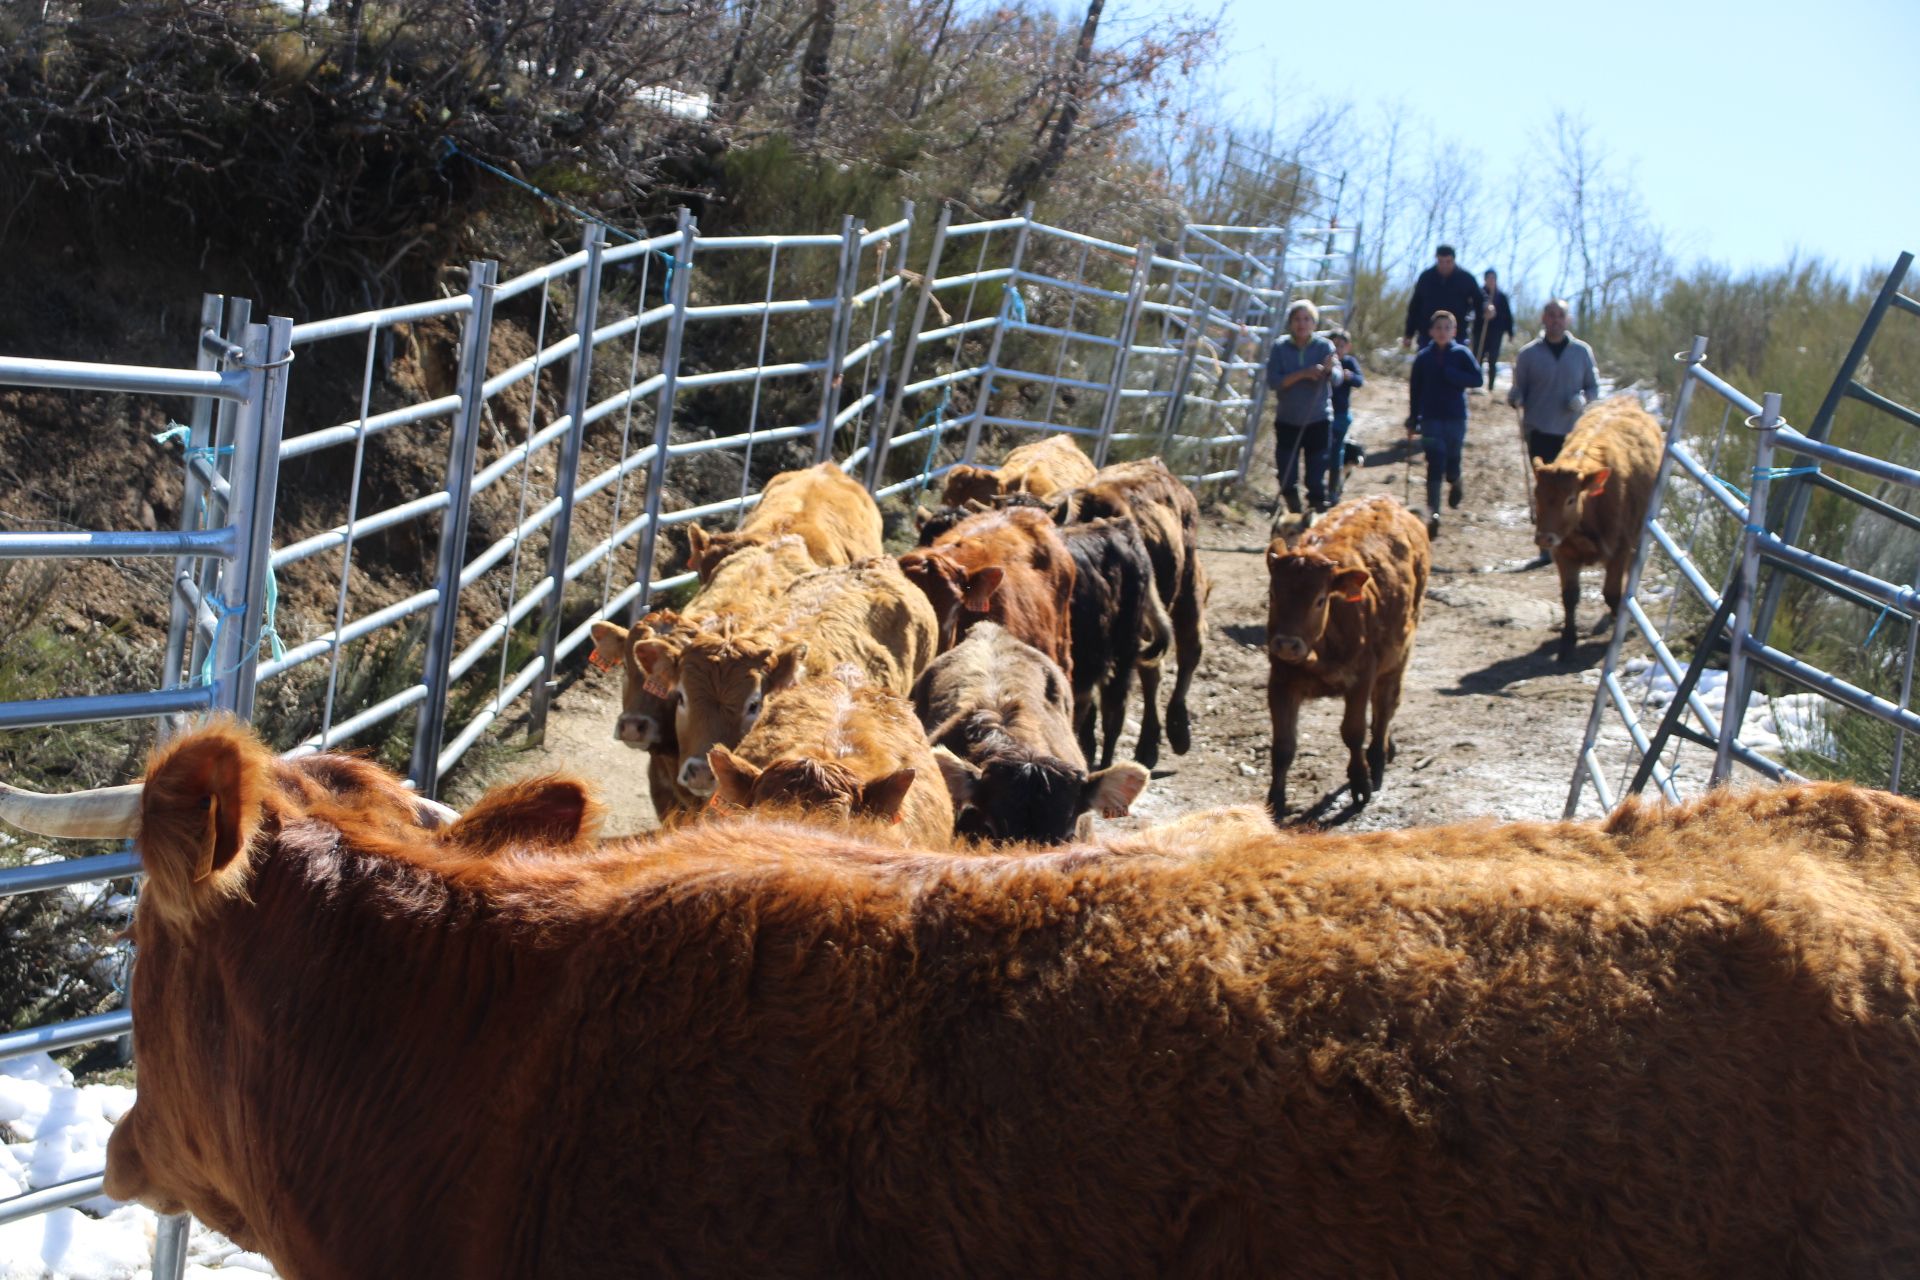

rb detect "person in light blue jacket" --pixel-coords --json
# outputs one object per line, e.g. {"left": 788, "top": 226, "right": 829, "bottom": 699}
{"left": 1265, "top": 300, "right": 1342, "bottom": 518}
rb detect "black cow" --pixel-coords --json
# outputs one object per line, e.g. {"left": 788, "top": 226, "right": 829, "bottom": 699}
{"left": 1056, "top": 516, "right": 1171, "bottom": 768}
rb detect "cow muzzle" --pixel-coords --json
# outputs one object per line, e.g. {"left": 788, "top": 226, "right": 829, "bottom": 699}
{"left": 1268, "top": 635, "right": 1310, "bottom": 664}
{"left": 678, "top": 754, "right": 716, "bottom": 796}
{"left": 614, "top": 714, "right": 657, "bottom": 749}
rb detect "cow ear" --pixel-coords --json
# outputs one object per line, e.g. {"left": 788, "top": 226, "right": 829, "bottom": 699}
{"left": 632, "top": 640, "right": 681, "bottom": 698}
{"left": 931, "top": 747, "right": 980, "bottom": 807}
{"left": 448, "top": 777, "right": 602, "bottom": 853}
{"left": 1083, "top": 762, "right": 1149, "bottom": 820}
{"left": 589, "top": 621, "right": 629, "bottom": 672}
{"left": 1331, "top": 568, "right": 1370, "bottom": 602}
{"left": 684, "top": 524, "right": 710, "bottom": 570}
{"left": 767, "top": 643, "right": 809, "bottom": 693}
{"left": 1584, "top": 467, "right": 1610, "bottom": 497}
{"left": 707, "top": 747, "right": 760, "bottom": 808}
{"left": 137, "top": 724, "right": 277, "bottom": 928}
{"left": 962, "top": 566, "right": 1005, "bottom": 613}
{"left": 1049, "top": 492, "right": 1079, "bottom": 525}
{"left": 856, "top": 769, "right": 916, "bottom": 825}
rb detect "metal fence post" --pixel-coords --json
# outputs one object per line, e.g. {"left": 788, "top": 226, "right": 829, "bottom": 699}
{"left": 1158, "top": 295, "right": 1213, "bottom": 460}
{"left": 629, "top": 208, "right": 696, "bottom": 619}
{"left": 216, "top": 316, "right": 291, "bottom": 722}
{"left": 869, "top": 204, "right": 950, "bottom": 489}
{"left": 962, "top": 204, "right": 1033, "bottom": 465}
{"left": 1715, "top": 390, "right": 1781, "bottom": 784}
{"left": 816, "top": 214, "right": 862, "bottom": 463}
{"left": 529, "top": 224, "right": 607, "bottom": 742}
{"left": 1236, "top": 234, "right": 1290, "bottom": 483}
{"left": 161, "top": 293, "right": 227, "bottom": 699}
{"left": 411, "top": 259, "right": 498, "bottom": 792}
{"left": 1093, "top": 243, "right": 1153, "bottom": 468}
{"left": 857, "top": 200, "right": 915, "bottom": 484}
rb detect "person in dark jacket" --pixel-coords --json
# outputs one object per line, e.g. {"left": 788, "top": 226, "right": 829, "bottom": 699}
{"left": 1474, "top": 269, "right": 1515, "bottom": 393}
{"left": 1326, "top": 328, "right": 1364, "bottom": 503}
{"left": 1266, "top": 299, "right": 1341, "bottom": 518}
{"left": 1405, "top": 310, "right": 1484, "bottom": 539}
{"left": 1402, "top": 245, "right": 1485, "bottom": 350}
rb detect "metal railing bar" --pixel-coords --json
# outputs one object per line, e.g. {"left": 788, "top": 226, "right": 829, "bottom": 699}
{"left": 666, "top": 425, "right": 814, "bottom": 458}
{"left": 939, "top": 217, "right": 1026, "bottom": 239}
{"left": 287, "top": 295, "right": 471, "bottom": 346}
{"left": 1002, "top": 318, "right": 1124, "bottom": 349}
{"left": 278, "top": 394, "right": 462, "bottom": 460}
{"left": 599, "top": 230, "right": 685, "bottom": 268}
{"left": 973, "top": 415, "right": 1098, "bottom": 438}
{"left": 459, "top": 498, "right": 563, "bottom": 589}
{"left": 187, "top": 452, "right": 232, "bottom": 501}
{"left": 860, "top": 218, "right": 913, "bottom": 246}
{"left": 1646, "top": 521, "right": 1723, "bottom": 607}
{"left": 850, "top": 277, "right": 904, "bottom": 308}
{"left": 589, "top": 303, "right": 675, "bottom": 349}
{"left": 0, "top": 1009, "right": 133, "bottom": 1063}
{"left": 1744, "top": 638, "right": 1920, "bottom": 738}
{"left": 1013, "top": 270, "right": 1127, "bottom": 303}
{"left": 986, "top": 367, "right": 1112, "bottom": 394}
{"left": 683, "top": 298, "right": 838, "bottom": 322}
{"left": 0, "top": 685, "right": 213, "bottom": 731}
{"left": 0, "top": 528, "right": 239, "bottom": 561}
{"left": 283, "top": 683, "right": 431, "bottom": 756}
{"left": 1774, "top": 426, "right": 1920, "bottom": 489}
{"left": 1665, "top": 441, "right": 1752, "bottom": 519}
{"left": 916, "top": 317, "right": 998, "bottom": 345}
{"left": 254, "top": 588, "right": 440, "bottom": 681}
{"left": 0, "top": 357, "right": 249, "bottom": 402}
{"left": 675, "top": 361, "right": 828, "bottom": 391}
{"left": 580, "top": 374, "right": 669, "bottom": 430}
{"left": 270, "top": 492, "right": 451, "bottom": 569}
{"left": 0, "top": 1175, "right": 108, "bottom": 1227}
{"left": 0, "top": 851, "right": 141, "bottom": 899}
{"left": 1803, "top": 471, "right": 1920, "bottom": 536}
{"left": 1686, "top": 363, "right": 1767, "bottom": 418}
{"left": 481, "top": 334, "right": 583, "bottom": 402}
{"left": 573, "top": 445, "right": 661, "bottom": 506}
{"left": 447, "top": 577, "right": 554, "bottom": 684}
{"left": 1601, "top": 671, "right": 1682, "bottom": 804}
{"left": 694, "top": 233, "right": 843, "bottom": 250}
{"left": 494, "top": 249, "right": 593, "bottom": 303}
{"left": 437, "top": 655, "right": 547, "bottom": 778}
{"left": 930, "top": 267, "right": 1016, "bottom": 291}
{"left": 658, "top": 490, "right": 770, "bottom": 527}
{"left": 873, "top": 462, "right": 959, "bottom": 500}
{"left": 471, "top": 417, "right": 575, "bottom": 495}
{"left": 1841, "top": 380, "right": 1920, "bottom": 430}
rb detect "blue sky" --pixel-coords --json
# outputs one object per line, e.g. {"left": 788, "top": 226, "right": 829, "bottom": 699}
{"left": 1127, "top": 0, "right": 1918, "bottom": 276}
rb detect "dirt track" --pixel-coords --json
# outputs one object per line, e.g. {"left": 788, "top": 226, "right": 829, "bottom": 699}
{"left": 487, "top": 373, "right": 1621, "bottom": 836}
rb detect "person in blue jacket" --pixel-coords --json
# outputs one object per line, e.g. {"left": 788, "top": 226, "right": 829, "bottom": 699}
{"left": 1405, "top": 310, "right": 1484, "bottom": 539}
{"left": 1326, "top": 327, "right": 1364, "bottom": 503}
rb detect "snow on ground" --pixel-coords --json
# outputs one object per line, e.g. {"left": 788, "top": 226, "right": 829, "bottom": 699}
{"left": 0, "top": 1056, "right": 275, "bottom": 1280}
{"left": 1601, "top": 656, "right": 1836, "bottom": 761}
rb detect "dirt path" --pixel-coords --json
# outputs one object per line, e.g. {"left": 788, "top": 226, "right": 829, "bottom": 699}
{"left": 482, "top": 373, "right": 1618, "bottom": 837}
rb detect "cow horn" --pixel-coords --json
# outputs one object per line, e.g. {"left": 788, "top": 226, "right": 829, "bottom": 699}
{"left": 0, "top": 781, "right": 143, "bottom": 840}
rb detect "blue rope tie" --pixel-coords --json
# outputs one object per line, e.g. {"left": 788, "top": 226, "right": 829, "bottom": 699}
{"left": 197, "top": 568, "right": 285, "bottom": 686}
{"left": 1007, "top": 285, "right": 1026, "bottom": 325}
{"left": 1753, "top": 465, "right": 1821, "bottom": 481}
{"left": 915, "top": 386, "right": 955, "bottom": 498}
{"left": 1867, "top": 603, "right": 1894, "bottom": 647}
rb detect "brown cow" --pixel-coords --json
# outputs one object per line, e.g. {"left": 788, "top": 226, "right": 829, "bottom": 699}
{"left": 915, "top": 622, "right": 1147, "bottom": 843}
{"left": 939, "top": 432, "right": 1096, "bottom": 507}
{"left": 1266, "top": 495, "right": 1429, "bottom": 816}
{"left": 707, "top": 670, "right": 954, "bottom": 848}
{"left": 898, "top": 506, "right": 1075, "bottom": 680}
{"left": 635, "top": 557, "right": 937, "bottom": 798}
{"left": 1073, "top": 458, "right": 1207, "bottom": 768}
{"left": 16, "top": 727, "right": 1920, "bottom": 1276}
{"left": 1531, "top": 397, "right": 1663, "bottom": 660}
{"left": 684, "top": 462, "right": 883, "bottom": 582}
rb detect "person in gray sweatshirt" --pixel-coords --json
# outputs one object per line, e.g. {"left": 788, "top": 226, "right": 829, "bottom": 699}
{"left": 1507, "top": 298, "right": 1599, "bottom": 464}
{"left": 1265, "top": 299, "right": 1342, "bottom": 517}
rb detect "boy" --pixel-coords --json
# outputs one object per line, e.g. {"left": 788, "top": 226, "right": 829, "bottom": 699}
{"left": 1405, "top": 310, "right": 1484, "bottom": 539}
{"left": 1326, "top": 328, "right": 1364, "bottom": 504}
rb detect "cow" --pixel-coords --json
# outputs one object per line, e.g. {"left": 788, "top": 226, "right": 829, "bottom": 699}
{"left": 633, "top": 557, "right": 937, "bottom": 798}
{"left": 706, "top": 670, "right": 954, "bottom": 848}
{"left": 1531, "top": 397, "right": 1663, "bottom": 660}
{"left": 683, "top": 462, "right": 883, "bottom": 582}
{"left": 938, "top": 432, "right": 1096, "bottom": 508}
{"left": 914, "top": 622, "right": 1147, "bottom": 843}
{"left": 13, "top": 728, "right": 1920, "bottom": 1276}
{"left": 590, "top": 536, "right": 819, "bottom": 823}
{"left": 897, "top": 506, "right": 1075, "bottom": 681}
{"left": 1073, "top": 458, "right": 1207, "bottom": 769}
{"left": 1265, "top": 495, "right": 1429, "bottom": 817}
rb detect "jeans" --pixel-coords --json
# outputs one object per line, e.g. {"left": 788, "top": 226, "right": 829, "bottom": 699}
{"left": 1327, "top": 411, "right": 1354, "bottom": 503}
{"left": 1479, "top": 336, "right": 1503, "bottom": 390}
{"left": 1421, "top": 418, "right": 1467, "bottom": 511}
{"left": 1527, "top": 428, "right": 1566, "bottom": 464}
{"left": 1275, "top": 417, "right": 1330, "bottom": 513}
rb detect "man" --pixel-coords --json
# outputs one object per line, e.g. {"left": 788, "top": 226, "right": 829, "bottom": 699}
{"left": 1266, "top": 299, "right": 1341, "bottom": 521}
{"left": 1507, "top": 298, "right": 1599, "bottom": 465}
{"left": 1406, "top": 310, "right": 1483, "bottom": 539}
{"left": 1474, "top": 269, "right": 1514, "bottom": 393}
{"left": 1402, "top": 245, "right": 1485, "bottom": 351}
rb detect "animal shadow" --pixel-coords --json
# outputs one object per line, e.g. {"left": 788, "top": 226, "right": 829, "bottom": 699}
{"left": 1446, "top": 635, "right": 1611, "bottom": 695}
{"left": 1287, "top": 786, "right": 1369, "bottom": 828}
{"left": 1222, "top": 623, "right": 1267, "bottom": 650}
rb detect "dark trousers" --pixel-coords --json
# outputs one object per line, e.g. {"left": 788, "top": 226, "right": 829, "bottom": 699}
{"left": 1527, "top": 429, "right": 1566, "bottom": 464}
{"left": 1421, "top": 418, "right": 1467, "bottom": 511}
{"left": 1275, "top": 417, "right": 1330, "bottom": 513}
{"left": 1478, "top": 335, "right": 1504, "bottom": 388}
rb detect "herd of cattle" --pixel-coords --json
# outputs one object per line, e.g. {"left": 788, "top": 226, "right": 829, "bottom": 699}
{"left": 14, "top": 395, "right": 1920, "bottom": 1276}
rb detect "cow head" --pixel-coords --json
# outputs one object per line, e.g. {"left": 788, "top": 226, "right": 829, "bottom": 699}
{"left": 707, "top": 747, "right": 917, "bottom": 826}
{"left": 590, "top": 613, "right": 685, "bottom": 751}
{"left": 635, "top": 629, "right": 807, "bottom": 796}
{"left": 939, "top": 464, "right": 1003, "bottom": 508}
{"left": 1265, "top": 541, "right": 1369, "bottom": 665}
{"left": 1531, "top": 461, "right": 1609, "bottom": 550}
{"left": 933, "top": 744, "right": 1147, "bottom": 845}
{"left": 684, "top": 524, "right": 768, "bottom": 582}
{"left": 897, "top": 548, "right": 1004, "bottom": 650}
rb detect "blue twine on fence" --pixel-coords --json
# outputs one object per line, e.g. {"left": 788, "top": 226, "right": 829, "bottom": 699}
{"left": 1006, "top": 285, "right": 1026, "bottom": 325}
{"left": 197, "top": 568, "right": 285, "bottom": 687}
{"left": 915, "top": 386, "right": 955, "bottom": 498}
{"left": 1753, "top": 465, "right": 1821, "bottom": 482}
{"left": 1866, "top": 603, "right": 1894, "bottom": 647}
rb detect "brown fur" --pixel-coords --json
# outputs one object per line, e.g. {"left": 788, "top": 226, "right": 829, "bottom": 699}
{"left": 634, "top": 558, "right": 938, "bottom": 800}
{"left": 108, "top": 725, "right": 1920, "bottom": 1278}
{"left": 1265, "top": 496, "right": 1429, "bottom": 816}
{"left": 684, "top": 463, "right": 883, "bottom": 582}
{"left": 1073, "top": 458, "right": 1207, "bottom": 768}
{"left": 898, "top": 506, "right": 1076, "bottom": 680}
{"left": 707, "top": 672, "right": 953, "bottom": 848}
{"left": 1531, "top": 396, "right": 1663, "bottom": 656}
{"left": 939, "top": 433, "right": 1097, "bottom": 507}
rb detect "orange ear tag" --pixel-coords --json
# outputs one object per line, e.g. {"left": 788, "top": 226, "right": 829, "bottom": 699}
{"left": 588, "top": 648, "right": 618, "bottom": 673}
{"left": 643, "top": 676, "right": 674, "bottom": 698}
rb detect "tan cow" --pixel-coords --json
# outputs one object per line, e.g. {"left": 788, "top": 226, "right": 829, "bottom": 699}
{"left": 898, "top": 506, "right": 1076, "bottom": 680}
{"left": 939, "top": 432, "right": 1096, "bottom": 507}
{"left": 684, "top": 462, "right": 883, "bottom": 582}
{"left": 10, "top": 728, "right": 1920, "bottom": 1276}
{"left": 635, "top": 557, "right": 937, "bottom": 797}
{"left": 1531, "top": 397, "right": 1663, "bottom": 659}
{"left": 708, "top": 670, "right": 954, "bottom": 848}
{"left": 1265, "top": 495, "right": 1429, "bottom": 816}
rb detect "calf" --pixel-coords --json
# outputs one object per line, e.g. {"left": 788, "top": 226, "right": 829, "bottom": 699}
{"left": 1056, "top": 516, "right": 1171, "bottom": 769}
{"left": 684, "top": 462, "right": 883, "bottom": 582}
{"left": 1265, "top": 495, "right": 1429, "bottom": 816}
{"left": 1073, "top": 458, "right": 1207, "bottom": 768}
{"left": 939, "top": 432, "right": 1095, "bottom": 507}
{"left": 914, "top": 622, "right": 1147, "bottom": 843}
{"left": 898, "top": 506, "right": 1075, "bottom": 680}
{"left": 10, "top": 728, "right": 1920, "bottom": 1276}
{"left": 1531, "top": 397, "right": 1663, "bottom": 659}
{"left": 634, "top": 557, "right": 937, "bottom": 798}
{"left": 707, "top": 670, "right": 953, "bottom": 848}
